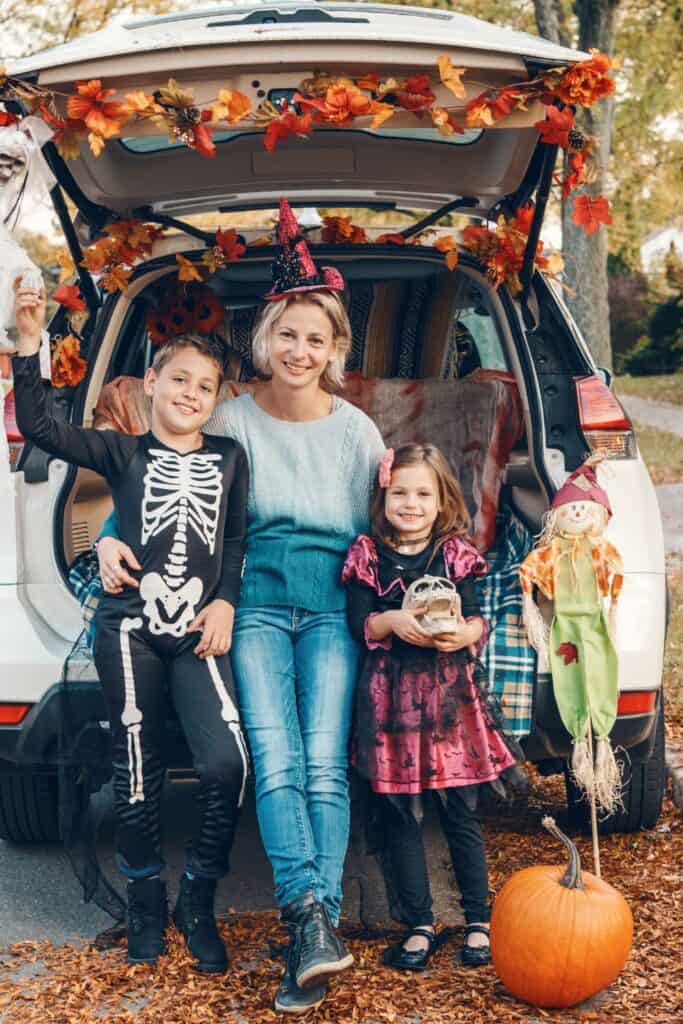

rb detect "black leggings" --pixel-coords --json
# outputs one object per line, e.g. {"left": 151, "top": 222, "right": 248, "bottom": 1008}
{"left": 93, "top": 613, "right": 249, "bottom": 880}
{"left": 379, "top": 788, "right": 490, "bottom": 926}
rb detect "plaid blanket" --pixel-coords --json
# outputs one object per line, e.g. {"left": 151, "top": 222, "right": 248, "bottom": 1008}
{"left": 68, "top": 550, "right": 101, "bottom": 653}
{"left": 477, "top": 503, "right": 547, "bottom": 739}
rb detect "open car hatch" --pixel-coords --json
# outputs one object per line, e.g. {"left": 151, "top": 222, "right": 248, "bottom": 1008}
{"left": 7, "top": 3, "right": 588, "bottom": 225}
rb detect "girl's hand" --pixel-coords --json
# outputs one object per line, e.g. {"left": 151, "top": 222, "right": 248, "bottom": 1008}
{"left": 433, "top": 617, "right": 483, "bottom": 652}
{"left": 386, "top": 608, "right": 433, "bottom": 646}
{"left": 13, "top": 277, "right": 46, "bottom": 354}
{"left": 189, "top": 599, "right": 235, "bottom": 659}
{"left": 97, "top": 536, "right": 141, "bottom": 593}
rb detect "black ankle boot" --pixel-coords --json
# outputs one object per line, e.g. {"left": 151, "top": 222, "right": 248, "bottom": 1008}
{"left": 274, "top": 925, "right": 327, "bottom": 1014}
{"left": 173, "top": 875, "right": 228, "bottom": 973}
{"left": 127, "top": 877, "right": 168, "bottom": 965}
{"left": 281, "top": 891, "right": 353, "bottom": 991}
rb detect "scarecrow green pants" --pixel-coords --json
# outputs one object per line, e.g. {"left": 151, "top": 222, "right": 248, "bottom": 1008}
{"left": 548, "top": 538, "right": 618, "bottom": 743}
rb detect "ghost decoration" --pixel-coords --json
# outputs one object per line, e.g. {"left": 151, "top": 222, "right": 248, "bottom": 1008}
{"left": 519, "top": 455, "right": 624, "bottom": 815}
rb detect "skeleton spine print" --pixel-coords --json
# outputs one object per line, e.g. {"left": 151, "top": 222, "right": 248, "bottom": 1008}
{"left": 138, "top": 449, "right": 224, "bottom": 637}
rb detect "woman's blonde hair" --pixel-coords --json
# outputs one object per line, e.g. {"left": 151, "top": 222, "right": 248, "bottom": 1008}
{"left": 251, "top": 290, "right": 352, "bottom": 390}
{"left": 370, "top": 442, "right": 471, "bottom": 547}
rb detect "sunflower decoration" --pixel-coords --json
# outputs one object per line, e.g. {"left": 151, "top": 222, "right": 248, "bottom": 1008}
{"left": 145, "top": 283, "right": 225, "bottom": 345}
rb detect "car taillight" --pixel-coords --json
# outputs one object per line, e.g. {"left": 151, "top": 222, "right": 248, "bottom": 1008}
{"left": 617, "top": 691, "right": 657, "bottom": 716}
{"left": 0, "top": 703, "right": 32, "bottom": 725}
{"left": 574, "top": 375, "right": 637, "bottom": 459}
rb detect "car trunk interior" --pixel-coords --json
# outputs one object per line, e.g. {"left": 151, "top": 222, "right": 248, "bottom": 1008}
{"left": 57, "top": 249, "right": 547, "bottom": 576}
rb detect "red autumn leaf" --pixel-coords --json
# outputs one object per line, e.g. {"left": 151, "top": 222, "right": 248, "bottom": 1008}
{"left": 572, "top": 194, "right": 612, "bottom": 234}
{"left": 556, "top": 642, "right": 579, "bottom": 665}
{"left": 189, "top": 122, "right": 215, "bottom": 158}
{"left": 263, "top": 109, "right": 312, "bottom": 152}
{"left": 215, "top": 227, "right": 246, "bottom": 261}
{"left": 562, "top": 150, "right": 588, "bottom": 198}
{"left": 514, "top": 204, "right": 535, "bottom": 235}
{"left": 0, "top": 111, "right": 20, "bottom": 126}
{"left": 376, "top": 233, "right": 406, "bottom": 245}
{"left": 393, "top": 74, "right": 436, "bottom": 111}
{"left": 52, "top": 284, "right": 86, "bottom": 311}
{"left": 534, "top": 105, "right": 574, "bottom": 148}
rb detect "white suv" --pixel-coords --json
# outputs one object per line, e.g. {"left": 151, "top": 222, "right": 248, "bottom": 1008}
{"left": 1, "top": 2, "right": 666, "bottom": 844}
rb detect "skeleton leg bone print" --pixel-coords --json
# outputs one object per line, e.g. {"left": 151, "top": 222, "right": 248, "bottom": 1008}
{"left": 140, "top": 449, "right": 224, "bottom": 636}
{"left": 119, "top": 616, "right": 145, "bottom": 805}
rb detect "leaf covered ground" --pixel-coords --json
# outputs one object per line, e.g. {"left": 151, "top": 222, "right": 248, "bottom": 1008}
{"left": 1, "top": 769, "right": 681, "bottom": 1024}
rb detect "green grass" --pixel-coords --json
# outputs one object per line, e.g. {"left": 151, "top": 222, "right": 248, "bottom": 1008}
{"left": 633, "top": 420, "right": 683, "bottom": 484}
{"left": 616, "top": 372, "right": 683, "bottom": 406}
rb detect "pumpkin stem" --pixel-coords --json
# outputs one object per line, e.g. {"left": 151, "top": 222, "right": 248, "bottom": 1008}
{"left": 542, "top": 815, "right": 584, "bottom": 889}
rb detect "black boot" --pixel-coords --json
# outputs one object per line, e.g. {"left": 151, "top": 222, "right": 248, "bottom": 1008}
{"left": 126, "top": 877, "right": 168, "bottom": 965}
{"left": 281, "top": 891, "right": 353, "bottom": 991}
{"left": 173, "top": 874, "right": 228, "bottom": 973}
{"left": 274, "top": 925, "right": 327, "bottom": 1014}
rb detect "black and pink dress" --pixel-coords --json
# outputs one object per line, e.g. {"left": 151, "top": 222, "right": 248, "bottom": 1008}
{"left": 342, "top": 533, "right": 515, "bottom": 795}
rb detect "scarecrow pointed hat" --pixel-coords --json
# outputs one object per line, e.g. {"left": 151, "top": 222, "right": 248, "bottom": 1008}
{"left": 551, "top": 458, "right": 612, "bottom": 517}
{"left": 264, "top": 197, "right": 345, "bottom": 301}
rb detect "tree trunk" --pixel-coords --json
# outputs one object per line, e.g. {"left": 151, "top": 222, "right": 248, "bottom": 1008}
{"left": 534, "top": 0, "right": 621, "bottom": 369}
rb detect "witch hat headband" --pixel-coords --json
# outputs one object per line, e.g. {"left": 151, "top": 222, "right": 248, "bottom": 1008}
{"left": 264, "top": 198, "right": 345, "bottom": 301}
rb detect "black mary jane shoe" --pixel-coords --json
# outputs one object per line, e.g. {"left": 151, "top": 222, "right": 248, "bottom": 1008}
{"left": 460, "top": 924, "right": 491, "bottom": 967}
{"left": 382, "top": 927, "right": 442, "bottom": 972}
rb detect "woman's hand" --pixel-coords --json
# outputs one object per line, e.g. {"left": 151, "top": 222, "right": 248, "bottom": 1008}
{"left": 13, "top": 277, "right": 46, "bottom": 355}
{"left": 432, "top": 617, "right": 483, "bottom": 653}
{"left": 189, "top": 599, "right": 235, "bottom": 659}
{"left": 384, "top": 608, "right": 433, "bottom": 646}
{"left": 97, "top": 536, "right": 141, "bottom": 593}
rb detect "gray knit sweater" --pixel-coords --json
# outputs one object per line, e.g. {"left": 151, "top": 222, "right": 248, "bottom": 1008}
{"left": 205, "top": 393, "right": 385, "bottom": 611}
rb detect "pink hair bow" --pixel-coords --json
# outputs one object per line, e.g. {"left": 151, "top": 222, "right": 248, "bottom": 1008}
{"left": 378, "top": 448, "right": 394, "bottom": 488}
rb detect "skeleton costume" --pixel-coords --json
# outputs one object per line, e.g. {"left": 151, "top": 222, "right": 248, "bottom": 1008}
{"left": 12, "top": 352, "right": 249, "bottom": 881}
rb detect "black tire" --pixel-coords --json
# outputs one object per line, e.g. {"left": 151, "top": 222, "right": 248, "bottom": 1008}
{"left": 565, "top": 700, "right": 665, "bottom": 834}
{"left": 0, "top": 766, "right": 60, "bottom": 843}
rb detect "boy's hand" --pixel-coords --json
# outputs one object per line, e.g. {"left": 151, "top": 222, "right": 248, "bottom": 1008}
{"left": 190, "top": 599, "right": 235, "bottom": 659}
{"left": 13, "top": 277, "right": 46, "bottom": 354}
{"left": 97, "top": 536, "right": 141, "bottom": 593}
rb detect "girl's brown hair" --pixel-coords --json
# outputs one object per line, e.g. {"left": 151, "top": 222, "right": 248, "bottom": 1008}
{"left": 370, "top": 442, "right": 471, "bottom": 547}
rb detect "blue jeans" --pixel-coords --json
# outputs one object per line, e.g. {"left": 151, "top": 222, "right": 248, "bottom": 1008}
{"left": 231, "top": 606, "right": 359, "bottom": 924}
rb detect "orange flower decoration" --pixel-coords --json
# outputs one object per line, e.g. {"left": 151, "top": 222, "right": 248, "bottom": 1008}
{"left": 321, "top": 217, "right": 368, "bottom": 245}
{"left": 572, "top": 194, "right": 612, "bottom": 234}
{"left": 554, "top": 51, "right": 616, "bottom": 107}
{"left": 51, "top": 334, "right": 87, "bottom": 389}
{"left": 296, "top": 84, "right": 373, "bottom": 126}
{"left": 66, "top": 80, "right": 130, "bottom": 139}
{"left": 264, "top": 106, "right": 313, "bottom": 153}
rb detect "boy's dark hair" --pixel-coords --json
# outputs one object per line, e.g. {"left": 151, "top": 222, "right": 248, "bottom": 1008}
{"left": 370, "top": 442, "right": 471, "bottom": 547}
{"left": 150, "top": 333, "right": 226, "bottom": 389}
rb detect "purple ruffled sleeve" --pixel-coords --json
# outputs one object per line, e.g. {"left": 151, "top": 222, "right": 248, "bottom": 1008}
{"left": 441, "top": 536, "right": 488, "bottom": 582}
{"left": 341, "top": 534, "right": 379, "bottom": 588}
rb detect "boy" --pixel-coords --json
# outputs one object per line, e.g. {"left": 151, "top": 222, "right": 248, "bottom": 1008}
{"left": 13, "top": 280, "right": 249, "bottom": 972}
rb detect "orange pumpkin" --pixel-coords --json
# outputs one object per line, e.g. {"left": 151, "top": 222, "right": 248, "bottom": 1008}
{"left": 490, "top": 817, "right": 632, "bottom": 1009}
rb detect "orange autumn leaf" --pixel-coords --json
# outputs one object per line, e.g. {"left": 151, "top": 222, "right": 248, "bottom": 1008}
{"left": 249, "top": 234, "right": 273, "bottom": 246}
{"left": 433, "top": 235, "right": 459, "bottom": 271}
{"left": 81, "top": 237, "right": 121, "bottom": 274}
{"left": 394, "top": 75, "right": 435, "bottom": 112}
{"left": 210, "top": 89, "right": 251, "bottom": 124}
{"left": 534, "top": 105, "right": 574, "bottom": 148}
{"left": 57, "top": 249, "right": 76, "bottom": 283}
{"left": 124, "top": 90, "right": 158, "bottom": 117}
{"left": 51, "top": 334, "right": 87, "bottom": 388}
{"left": 321, "top": 216, "right": 368, "bottom": 245}
{"left": 465, "top": 99, "right": 496, "bottom": 128}
{"left": 514, "top": 204, "right": 535, "bottom": 235}
{"left": 263, "top": 107, "right": 312, "bottom": 152}
{"left": 176, "top": 254, "right": 204, "bottom": 282}
{"left": 87, "top": 132, "right": 106, "bottom": 156}
{"left": 438, "top": 56, "right": 466, "bottom": 100}
{"left": 376, "top": 232, "right": 406, "bottom": 245}
{"left": 430, "top": 106, "right": 464, "bottom": 137}
{"left": 100, "top": 265, "right": 132, "bottom": 293}
{"left": 572, "top": 194, "right": 612, "bottom": 234}
{"left": 370, "top": 101, "right": 395, "bottom": 129}
{"left": 66, "top": 79, "right": 129, "bottom": 139}
{"left": 296, "top": 84, "right": 373, "bottom": 125}
{"left": 54, "top": 119, "right": 86, "bottom": 160}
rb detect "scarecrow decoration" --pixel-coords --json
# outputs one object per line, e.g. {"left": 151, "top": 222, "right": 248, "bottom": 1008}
{"left": 519, "top": 455, "right": 623, "bottom": 856}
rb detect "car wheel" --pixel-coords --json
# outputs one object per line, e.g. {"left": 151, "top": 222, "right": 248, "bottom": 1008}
{"left": 564, "top": 699, "right": 666, "bottom": 834}
{"left": 0, "top": 765, "right": 61, "bottom": 843}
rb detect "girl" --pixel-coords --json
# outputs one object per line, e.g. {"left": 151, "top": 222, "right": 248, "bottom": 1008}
{"left": 342, "top": 443, "right": 516, "bottom": 970}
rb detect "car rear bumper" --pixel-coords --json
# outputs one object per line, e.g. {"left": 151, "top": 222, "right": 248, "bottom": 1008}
{"left": 0, "top": 681, "right": 190, "bottom": 768}
{"left": 523, "top": 675, "right": 660, "bottom": 764}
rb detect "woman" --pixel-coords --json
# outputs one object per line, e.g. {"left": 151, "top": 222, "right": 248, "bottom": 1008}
{"left": 96, "top": 199, "right": 385, "bottom": 1013}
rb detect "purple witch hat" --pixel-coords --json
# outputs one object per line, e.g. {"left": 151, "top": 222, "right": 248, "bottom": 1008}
{"left": 264, "top": 198, "right": 345, "bottom": 301}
